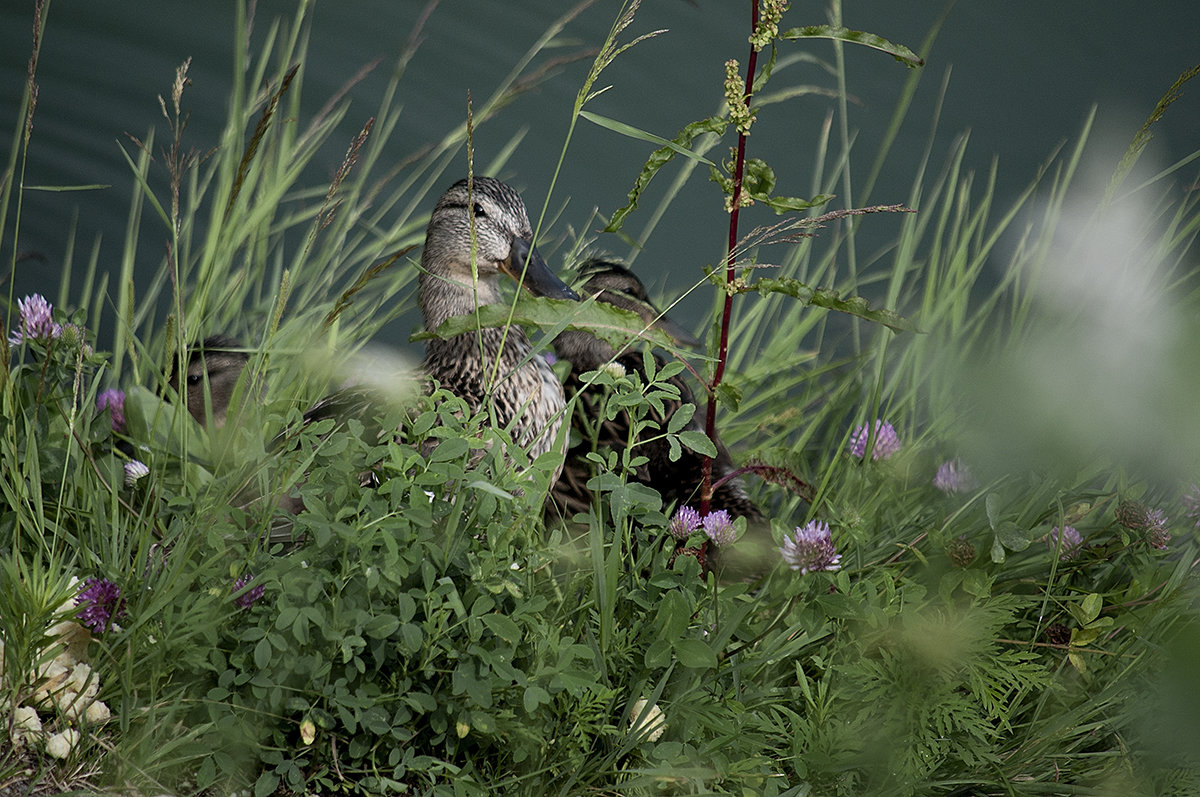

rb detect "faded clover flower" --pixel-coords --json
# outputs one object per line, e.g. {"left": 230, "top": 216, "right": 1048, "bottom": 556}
{"left": 232, "top": 574, "right": 265, "bottom": 609}
{"left": 97, "top": 388, "right": 126, "bottom": 433}
{"left": 947, "top": 536, "right": 976, "bottom": 568}
{"left": 8, "top": 293, "right": 62, "bottom": 345}
{"left": 1046, "top": 525, "right": 1083, "bottom": 561}
{"left": 1183, "top": 483, "right": 1200, "bottom": 528}
{"left": 702, "top": 509, "right": 737, "bottom": 546}
{"left": 669, "top": 506, "right": 703, "bottom": 540}
{"left": 1115, "top": 499, "right": 1153, "bottom": 531}
{"left": 75, "top": 578, "right": 125, "bottom": 634}
{"left": 780, "top": 520, "right": 841, "bottom": 575}
{"left": 849, "top": 419, "right": 900, "bottom": 461}
{"left": 1146, "top": 509, "right": 1170, "bottom": 550}
{"left": 933, "top": 458, "right": 976, "bottom": 493}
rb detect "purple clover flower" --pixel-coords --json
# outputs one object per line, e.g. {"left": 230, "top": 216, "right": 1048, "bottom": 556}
{"left": 702, "top": 509, "right": 736, "bottom": 546}
{"left": 232, "top": 574, "right": 265, "bottom": 609}
{"left": 75, "top": 578, "right": 125, "bottom": 634}
{"left": 1046, "top": 525, "right": 1083, "bottom": 561}
{"left": 97, "top": 389, "right": 127, "bottom": 433}
{"left": 8, "top": 294, "right": 62, "bottom": 345}
{"left": 849, "top": 419, "right": 900, "bottom": 461}
{"left": 669, "top": 506, "right": 703, "bottom": 540}
{"left": 123, "top": 460, "right": 149, "bottom": 487}
{"left": 933, "top": 458, "right": 976, "bottom": 494}
{"left": 780, "top": 520, "right": 842, "bottom": 575}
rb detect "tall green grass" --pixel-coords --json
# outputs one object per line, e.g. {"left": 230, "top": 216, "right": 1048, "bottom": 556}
{"left": 2, "top": 1, "right": 1199, "bottom": 795}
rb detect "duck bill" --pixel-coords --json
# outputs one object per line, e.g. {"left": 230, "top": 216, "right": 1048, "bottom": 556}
{"left": 504, "top": 238, "right": 580, "bottom": 301}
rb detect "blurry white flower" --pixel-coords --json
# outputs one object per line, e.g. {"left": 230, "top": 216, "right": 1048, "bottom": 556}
{"left": 603, "top": 361, "right": 627, "bottom": 379}
{"left": 45, "top": 728, "right": 80, "bottom": 759}
{"left": 85, "top": 700, "right": 111, "bottom": 724}
{"left": 13, "top": 705, "right": 41, "bottom": 733}
{"left": 629, "top": 698, "right": 666, "bottom": 742}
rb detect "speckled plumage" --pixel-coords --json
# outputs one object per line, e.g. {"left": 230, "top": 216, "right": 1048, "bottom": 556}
{"left": 419, "top": 177, "right": 578, "bottom": 466}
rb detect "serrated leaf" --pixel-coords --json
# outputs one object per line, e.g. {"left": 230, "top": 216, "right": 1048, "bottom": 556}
{"left": 779, "top": 25, "right": 924, "bottom": 67}
{"left": 604, "top": 115, "right": 729, "bottom": 232}
{"left": 416, "top": 296, "right": 690, "bottom": 357}
{"left": 997, "top": 521, "right": 1032, "bottom": 551}
{"left": 714, "top": 382, "right": 741, "bottom": 412}
{"left": 677, "top": 430, "right": 717, "bottom": 458}
{"left": 674, "top": 638, "right": 717, "bottom": 669}
{"left": 760, "top": 193, "right": 834, "bottom": 214}
{"left": 667, "top": 403, "right": 695, "bottom": 434}
{"left": 746, "top": 277, "right": 918, "bottom": 333}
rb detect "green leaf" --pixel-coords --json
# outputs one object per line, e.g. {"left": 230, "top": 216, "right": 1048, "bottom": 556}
{"left": 254, "top": 638, "right": 272, "bottom": 670}
{"left": 989, "top": 536, "right": 1006, "bottom": 564}
{"left": 645, "top": 638, "right": 673, "bottom": 669}
{"left": 579, "top": 111, "right": 716, "bottom": 166}
{"left": 667, "top": 402, "right": 695, "bottom": 434}
{"left": 1080, "top": 593, "right": 1103, "bottom": 625}
{"left": 604, "top": 115, "right": 729, "bottom": 233}
{"left": 996, "top": 521, "right": 1032, "bottom": 551}
{"left": 985, "top": 493, "right": 1001, "bottom": 530}
{"left": 364, "top": 613, "right": 400, "bottom": 640}
{"left": 677, "top": 430, "right": 717, "bottom": 459}
{"left": 482, "top": 613, "right": 522, "bottom": 645}
{"left": 416, "top": 296, "right": 690, "bottom": 356}
{"left": 254, "top": 772, "right": 280, "bottom": 797}
{"left": 522, "top": 685, "right": 552, "bottom": 715}
{"left": 746, "top": 277, "right": 918, "bottom": 333}
{"left": 779, "top": 25, "right": 925, "bottom": 67}
{"left": 674, "top": 638, "right": 717, "bottom": 669}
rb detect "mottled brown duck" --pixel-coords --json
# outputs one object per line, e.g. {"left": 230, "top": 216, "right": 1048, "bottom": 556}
{"left": 551, "top": 259, "right": 760, "bottom": 520}
{"left": 171, "top": 177, "right": 578, "bottom": 482}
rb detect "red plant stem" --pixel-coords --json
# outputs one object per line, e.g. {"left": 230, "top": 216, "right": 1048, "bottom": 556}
{"left": 701, "top": 0, "right": 759, "bottom": 516}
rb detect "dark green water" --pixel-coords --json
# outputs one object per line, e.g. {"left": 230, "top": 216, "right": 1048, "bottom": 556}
{"left": 2, "top": 1, "right": 1198, "bottom": 347}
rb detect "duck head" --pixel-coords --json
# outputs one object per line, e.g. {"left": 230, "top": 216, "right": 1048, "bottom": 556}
{"left": 419, "top": 177, "right": 578, "bottom": 329}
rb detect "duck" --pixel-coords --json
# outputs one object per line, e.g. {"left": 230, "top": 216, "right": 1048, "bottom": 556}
{"left": 170, "top": 177, "right": 579, "bottom": 480}
{"left": 551, "top": 259, "right": 761, "bottom": 521}
{"left": 166, "top": 335, "right": 251, "bottom": 429}
{"left": 417, "top": 176, "right": 579, "bottom": 469}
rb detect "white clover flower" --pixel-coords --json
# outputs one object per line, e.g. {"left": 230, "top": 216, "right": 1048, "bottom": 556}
{"left": 45, "top": 728, "right": 80, "bottom": 759}
{"left": 13, "top": 705, "right": 42, "bottom": 733}
{"left": 124, "top": 459, "right": 150, "bottom": 486}
{"left": 629, "top": 698, "right": 666, "bottom": 742}
{"left": 67, "top": 661, "right": 96, "bottom": 696}
{"left": 602, "top": 361, "right": 627, "bottom": 380}
{"left": 85, "top": 699, "right": 111, "bottom": 724}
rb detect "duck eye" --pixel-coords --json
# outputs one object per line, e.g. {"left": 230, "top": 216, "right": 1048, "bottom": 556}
{"left": 472, "top": 202, "right": 487, "bottom": 217}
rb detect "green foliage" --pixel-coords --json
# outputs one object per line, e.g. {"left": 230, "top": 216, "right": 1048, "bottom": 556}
{"left": 3, "top": 0, "right": 1200, "bottom": 795}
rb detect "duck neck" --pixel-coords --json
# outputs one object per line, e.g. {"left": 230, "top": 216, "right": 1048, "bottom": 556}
{"left": 419, "top": 271, "right": 535, "bottom": 385}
